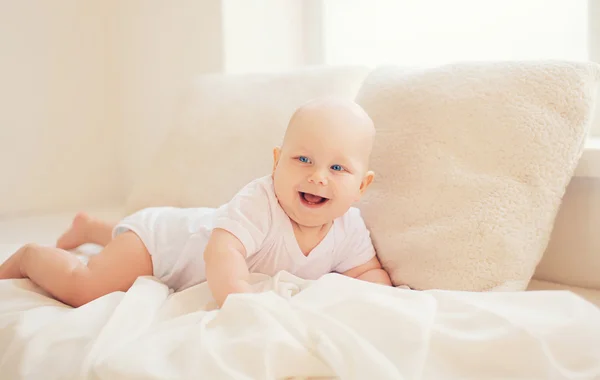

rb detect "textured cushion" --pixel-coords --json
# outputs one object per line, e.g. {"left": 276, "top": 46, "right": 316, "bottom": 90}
{"left": 355, "top": 61, "right": 600, "bottom": 291}
{"left": 125, "top": 65, "right": 371, "bottom": 213}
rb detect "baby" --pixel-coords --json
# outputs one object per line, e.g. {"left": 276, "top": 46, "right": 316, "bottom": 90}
{"left": 0, "top": 97, "right": 391, "bottom": 307}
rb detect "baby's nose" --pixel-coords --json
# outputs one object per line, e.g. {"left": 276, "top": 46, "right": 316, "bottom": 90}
{"left": 308, "top": 170, "right": 328, "bottom": 186}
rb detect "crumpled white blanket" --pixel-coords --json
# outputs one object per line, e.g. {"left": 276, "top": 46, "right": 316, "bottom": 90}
{"left": 1, "top": 272, "right": 599, "bottom": 379}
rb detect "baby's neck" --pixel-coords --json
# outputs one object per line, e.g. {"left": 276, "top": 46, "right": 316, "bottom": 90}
{"left": 291, "top": 220, "right": 331, "bottom": 236}
{"left": 290, "top": 220, "right": 333, "bottom": 256}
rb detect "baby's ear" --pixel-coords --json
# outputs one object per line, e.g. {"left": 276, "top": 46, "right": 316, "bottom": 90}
{"left": 358, "top": 170, "right": 374, "bottom": 198}
{"left": 272, "top": 147, "right": 281, "bottom": 173}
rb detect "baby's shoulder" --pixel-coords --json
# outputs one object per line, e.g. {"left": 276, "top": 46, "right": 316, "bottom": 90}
{"left": 223, "top": 175, "right": 276, "bottom": 206}
{"left": 234, "top": 175, "right": 274, "bottom": 197}
{"left": 212, "top": 176, "right": 279, "bottom": 253}
{"left": 336, "top": 207, "right": 369, "bottom": 234}
{"left": 216, "top": 175, "right": 278, "bottom": 224}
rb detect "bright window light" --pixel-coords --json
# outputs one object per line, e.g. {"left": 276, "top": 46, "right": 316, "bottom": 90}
{"left": 323, "top": 0, "right": 589, "bottom": 66}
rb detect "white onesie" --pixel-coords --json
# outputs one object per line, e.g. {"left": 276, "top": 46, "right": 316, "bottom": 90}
{"left": 113, "top": 176, "right": 376, "bottom": 291}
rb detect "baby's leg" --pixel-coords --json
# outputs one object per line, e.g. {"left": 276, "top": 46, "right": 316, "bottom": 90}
{"left": 0, "top": 232, "right": 152, "bottom": 307}
{"left": 56, "top": 212, "right": 115, "bottom": 249}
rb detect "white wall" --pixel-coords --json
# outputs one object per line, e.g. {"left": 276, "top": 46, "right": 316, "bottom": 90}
{"left": 0, "top": 1, "right": 120, "bottom": 216}
{"left": 110, "top": 0, "right": 225, "bottom": 191}
{"left": 0, "top": 1, "right": 228, "bottom": 216}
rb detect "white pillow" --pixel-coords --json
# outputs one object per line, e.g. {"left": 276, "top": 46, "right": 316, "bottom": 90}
{"left": 355, "top": 61, "right": 600, "bottom": 291}
{"left": 125, "top": 65, "right": 371, "bottom": 212}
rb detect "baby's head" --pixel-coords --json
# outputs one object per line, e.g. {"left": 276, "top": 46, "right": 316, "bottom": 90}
{"left": 272, "top": 97, "right": 375, "bottom": 228}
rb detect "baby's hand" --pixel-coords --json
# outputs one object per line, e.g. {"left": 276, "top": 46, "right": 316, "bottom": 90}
{"left": 203, "top": 228, "right": 253, "bottom": 307}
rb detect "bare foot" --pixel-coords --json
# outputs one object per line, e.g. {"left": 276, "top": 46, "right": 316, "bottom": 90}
{"left": 56, "top": 212, "right": 91, "bottom": 250}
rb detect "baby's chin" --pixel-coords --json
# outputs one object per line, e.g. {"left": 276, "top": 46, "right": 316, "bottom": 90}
{"left": 288, "top": 207, "right": 347, "bottom": 229}
{"left": 281, "top": 203, "right": 327, "bottom": 227}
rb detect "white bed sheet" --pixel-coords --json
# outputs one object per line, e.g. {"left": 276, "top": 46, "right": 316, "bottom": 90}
{"left": 1, "top": 272, "right": 599, "bottom": 379}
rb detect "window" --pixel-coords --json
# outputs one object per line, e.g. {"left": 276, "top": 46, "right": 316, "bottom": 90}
{"left": 321, "top": 0, "right": 589, "bottom": 67}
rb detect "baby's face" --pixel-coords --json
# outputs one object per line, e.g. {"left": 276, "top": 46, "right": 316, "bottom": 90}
{"left": 272, "top": 99, "right": 375, "bottom": 228}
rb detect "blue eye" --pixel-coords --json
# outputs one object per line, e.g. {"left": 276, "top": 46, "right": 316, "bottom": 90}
{"left": 298, "top": 156, "right": 310, "bottom": 163}
{"left": 331, "top": 164, "right": 344, "bottom": 171}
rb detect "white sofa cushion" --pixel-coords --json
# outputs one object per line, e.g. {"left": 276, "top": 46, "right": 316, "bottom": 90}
{"left": 533, "top": 175, "right": 600, "bottom": 289}
{"left": 355, "top": 61, "right": 600, "bottom": 291}
{"left": 527, "top": 279, "right": 600, "bottom": 308}
{"left": 125, "top": 65, "right": 371, "bottom": 212}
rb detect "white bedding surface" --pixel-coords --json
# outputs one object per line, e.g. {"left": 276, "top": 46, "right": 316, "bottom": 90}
{"left": 1, "top": 211, "right": 600, "bottom": 379}
{"left": 1, "top": 272, "right": 600, "bottom": 379}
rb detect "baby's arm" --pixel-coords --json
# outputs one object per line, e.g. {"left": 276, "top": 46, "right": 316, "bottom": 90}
{"left": 203, "top": 228, "right": 253, "bottom": 307}
{"left": 342, "top": 256, "right": 392, "bottom": 286}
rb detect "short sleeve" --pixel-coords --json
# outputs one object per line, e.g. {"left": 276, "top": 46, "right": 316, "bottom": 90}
{"left": 212, "top": 179, "right": 272, "bottom": 257}
{"left": 333, "top": 208, "right": 377, "bottom": 273}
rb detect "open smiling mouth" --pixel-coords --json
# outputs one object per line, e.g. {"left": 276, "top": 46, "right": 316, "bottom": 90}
{"left": 299, "top": 192, "right": 330, "bottom": 207}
